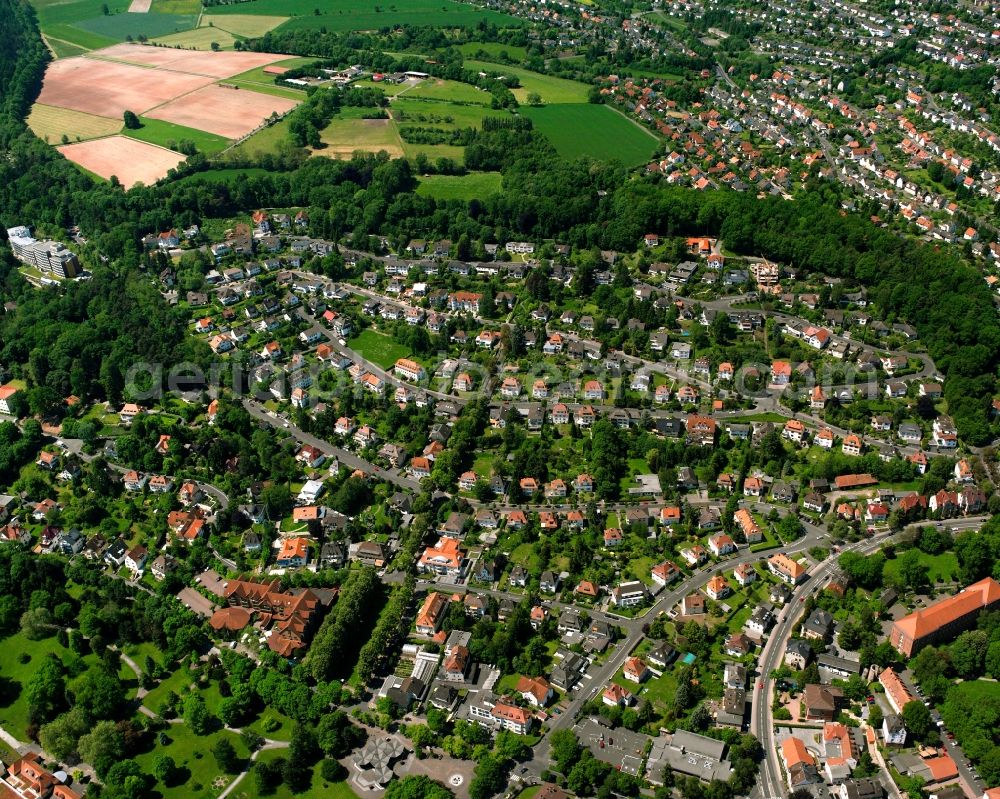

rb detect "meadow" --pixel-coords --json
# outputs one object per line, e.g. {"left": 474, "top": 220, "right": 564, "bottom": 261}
{"left": 129, "top": 117, "right": 231, "bottom": 155}
{"left": 521, "top": 103, "right": 660, "bottom": 166}
{"left": 206, "top": 0, "right": 521, "bottom": 33}
{"left": 416, "top": 171, "right": 502, "bottom": 201}
{"left": 462, "top": 59, "right": 590, "bottom": 104}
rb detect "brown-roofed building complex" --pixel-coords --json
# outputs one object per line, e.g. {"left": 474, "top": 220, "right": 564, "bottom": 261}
{"left": 889, "top": 577, "right": 1000, "bottom": 656}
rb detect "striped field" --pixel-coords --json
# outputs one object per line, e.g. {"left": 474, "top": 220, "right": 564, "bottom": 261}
{"left": 27, "top": 103, "right": 121, "bottom": 143}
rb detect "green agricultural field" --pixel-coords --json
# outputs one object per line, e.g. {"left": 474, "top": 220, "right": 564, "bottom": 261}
{"left": 522, "top": 103, "right": 659, "bottom": 166}
{"left": 403, "top": 77, "right": 493, "bottom": 105}
{"left": 151, "top": 0, "right": 201, "bottom": 13}
{"left": 46, "top": 37, "right": 91, "bottom": 57}
{"left": 74, "top": 11, "right": 198, "bottom": 41}
{"left": 30, "top": 0, "right": 132, "bottom": 49}
{"left": 152, "top": 25, "right": 238, "bottom": 49}
{"left": 347, "top": 329, "right": 410, "bottom": 369}
{"left": 416, "top": 171, "right": 502, "bottom": 201}
{"left": 201, "top": 13, "right": 290, "bottom": 37}
{"left": 206, "top": 0, "right": 521, "bottom": 33}
{"left": 454, "top": 41, "right": 527, "bottom": 60}
{"left": 128, "top": 117, "right": 230, "bottom": 154}
{"left": 463, "top": 60, "right": 590, "bottom": 104}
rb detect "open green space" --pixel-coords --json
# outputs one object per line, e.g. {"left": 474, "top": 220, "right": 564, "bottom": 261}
{"left": 230, "top": 117, "right": 294, "bottom": 158}
{"left": 30, "top": 0, "right": 131, "bottom": 49}
{"left": 347, "top": 329, "right": 411, "bottom": 370}
{"left": 454, "top": 41, "right": 527, "bottom": 60}
{"left": 73, "top": 11, "right": 198, "bottom": 41}
{"left": 47, "top": 37, "right": 91, "bottom": 57}
{"left": 317, "top": 113, "right": 403, "bottom": 159}
{"left": 0, "top": 633, "right": 76, "bottom": 738}
{"left": 403, "top": 78, "right": 492, "bottom": 105}
{"left": 235, "top": 748, "right": 359, "bottom": 799}
{"left": 206, "top": 0, "right": 521, "bottom": 34}
{"left": 133, "top": 723, "right": 250, "bottom": 799}
{"left": 152, "top": 0, "right": 201, "bottom": 12}
{"left": 884, "top": 550, "right": 959, "bottom": 584}
{"left": 463, "top": 60, "right": 590, "bottom": 104}
{"left": 521, "top": 104, "right": 659, "bottom": 166}
{"left": 129, "top": 117, "right": 231, "bottom": 155}
{"left": 415, "top": 171, "right": 502, "bottom": 201}
{"left": 175, "top": 167, "right": 276, "bottom": 185}
{"left": 393, "top": 96, "right": 509, "bottom": 128}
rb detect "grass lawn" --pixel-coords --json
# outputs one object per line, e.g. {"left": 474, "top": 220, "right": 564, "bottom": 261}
{"left": 129, "top": 117, "right": 231, "bottom": 155}
{"left": 244, "top": 709, "right": 296, "bottom": 742}
{"left": 142, "top": 664, "right": 199, "bottom": 713}
{"left": 231, "top": 117, "right": 293, "bottom": 158}
{"left": 522, "top": 103, "right": 659, "bottom": 166}
{"left": 463, "top": 60, "right": 590, "bottom": 104}
{"left": 0, "top": 633, "right": 77, "bottom": 738}
{"left": 508, "top": 542, "right": 541, "bottom": 572}
{"left": 232, "top": 749, "right": 359, "bottom": 799}
{"left": 403, "top": 78, "right": 492, "bottom": 106}
{"left": 416, "top": 172, "right": 502, "bottom": 201}
{"left": 134, "top": 722, "right": 250, "bottom": 799}
{"left": 347, "top": 329, "right": 410, "bottom": 370}
{"left": 229, "top": 57, "right": 315, "bottom": 87}
{"left": 28, "top": 103, "right": 120, "bottom": 144}
{"left": 884, "top": 550, "right": 960, "bottom": 584}
{"left": 316, "top": 115, "right": 403, "bottom": 159}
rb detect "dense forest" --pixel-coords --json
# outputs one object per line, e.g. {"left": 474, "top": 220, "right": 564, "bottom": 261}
{"left": 0, "top": 0, "right": 997, "bottom": 442}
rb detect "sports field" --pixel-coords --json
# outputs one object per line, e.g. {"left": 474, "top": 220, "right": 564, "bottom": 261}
{"left": 463, "top": 60, "right": 590, "bottom": 104}
{"left": 27, "top": 103, "right": 121, "bottom": 143}
{"left": 521, "top": 103, "right": 659, "bottom": 166}
{"left": 416, "top": 171, "right": 502, "bottom": 201}
{"left": 206, "top": 0, "right": 521, "bottom": 32}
